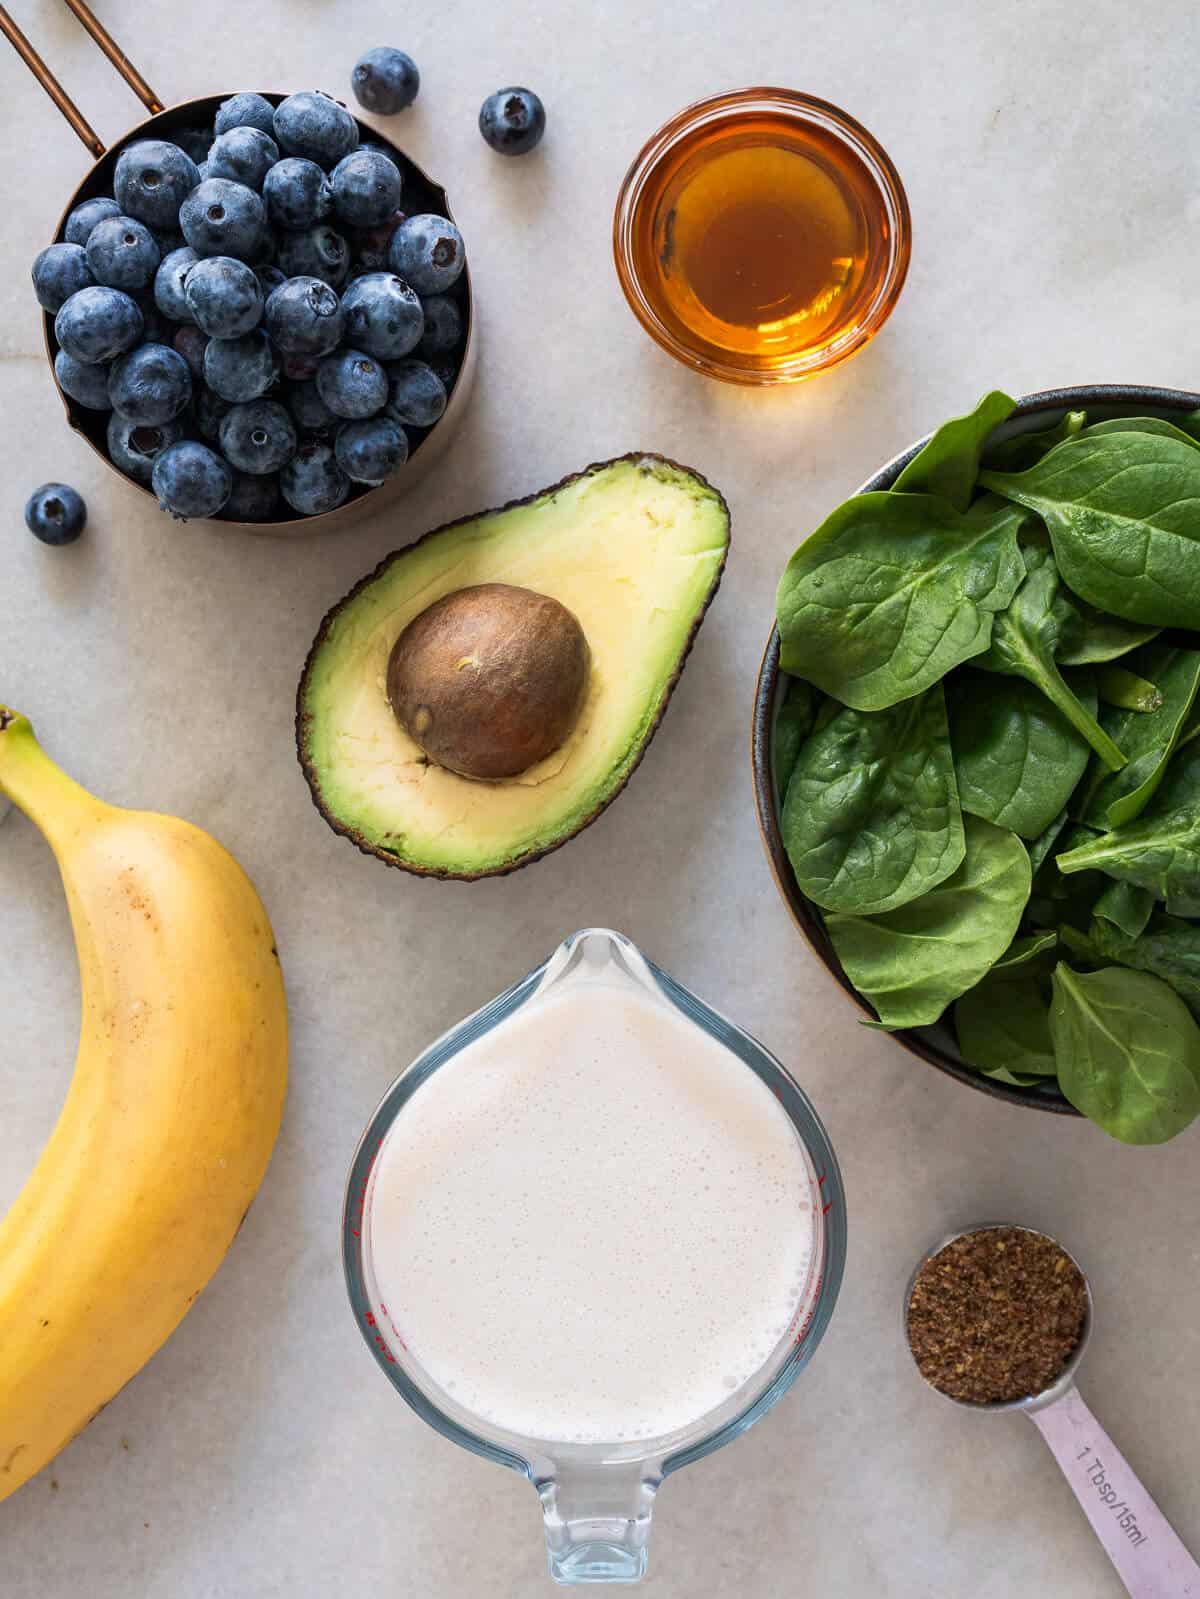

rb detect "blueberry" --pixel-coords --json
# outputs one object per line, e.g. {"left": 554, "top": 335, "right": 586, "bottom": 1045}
{"left": 64, "top": 196, "right": 122, "bottom": 246}
{"left": 197, "top": 161, "right": 211, "bottom": 181}
{"left": 351, "top": 48, "right": 419, "bottom": 115}
{"left": 33, "top": 243, "right": 93, "bottom": 313}
{"left": 288, "top": 377, "right": 338, "bottom": 437}
{"left": 273, "top": 91, "right": 358, "bottom": 171}
{"left": 184, "top": 255, "right": 264, "bottom": 338}
{"left": 280, "top": 441, "right": 349, "bottom": 515}
{"left": 54, "top": 348, "right": 112, "bottom": 410}
{"left": 335, "top": 416, "right": 408, "bottom": 484}
{"left": 114, "top": 140, "right": 201, "bottom": 230}
{"left": 133, "top": 296, "right": 170, "bottom": 344}
{"left": 426, "top": 355, "right": 460, "bottom": 392}
{"left": 154, "top": 245, "right": 201, "bottom": 322}
{"left": 262, "top": 157, "right": 333, "bottom": 230}
{"left": 256, "top": 264, "right": 287, "bottom": 298}
{"left": 152, "top": 440, "right": 232, "bottom": 519}
{"left": 195, "top": 384, "right": 232, "bottom": 441}
{"left": 174, "top": 124, "right": 215, "bottom": 165}
{"left": 331, "top": 149, "right": 403, "bottom": 228}
{"left": 276, "top": 224, "right": 348, "bottom": 287}
{"left": 106, "top": 413, "right": 186, "bottom": 483}
{"left": 339, "top": 272, "right": 421, "bottom": 360}
{"left": 108, "top": 343, "right": 193, "bottom": 426}
{"left": 315, "top": 347, "right": 388, "bottom": 418}
{"left": 351, "top": 210, "right": 405, "bottom": 272}
{"left": 25, "top": 483, "right": 86, "bottom": 545}
{"left": 173, "top": 324, "right": 209, "bottom": 377}
{"left": 416, "top": 293, "right": 462, "bottom": 355}
{"left": 207, "top": 126, "right": 279, "bottom": 192}
{"left": 203, "top": 328, "right": 278, "bottom": 401}
{"left": 263, "top": 275, "right": 344, "bottom": 357}
{"left": 218, "top": 398, "right": 297, "bottom": 474}
{"left": 86, "top": 216, "right": 160, "bottom": 291}
{"left": 55, "top": 286, "right": 144, "bottom": 363}
{"left": 384, "top": 359, "right": 446, "bottom": 427}
{"left": 478, "top": 87, "right": 546, "bottom": 156}
{"left": 214, "top": 93, "right": 277, "bottom": 138}
{"left": 388, "top": 213, "right": 464, "bottom": 294}
{"left": 223, "top": 469, "right": 281, "bottom": 521}
{"left": 180, "top": 179, "right": 267, "bottom": 261}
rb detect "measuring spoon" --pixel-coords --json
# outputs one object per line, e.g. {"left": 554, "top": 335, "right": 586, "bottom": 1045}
{"left": 905, "top": 1224, "right": 1199, "bottom": 1598}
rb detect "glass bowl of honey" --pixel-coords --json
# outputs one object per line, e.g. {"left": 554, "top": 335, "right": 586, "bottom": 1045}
{"left": 614, "top": 88, "right": 911, "bottom": 385}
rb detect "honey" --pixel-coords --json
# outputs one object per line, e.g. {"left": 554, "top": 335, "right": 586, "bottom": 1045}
{"left": 615, "top": 92, "right": 910, "bottom": 384}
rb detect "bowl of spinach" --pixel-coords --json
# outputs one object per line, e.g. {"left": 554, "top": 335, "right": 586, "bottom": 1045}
{"left": 754, "top": 384, "right": 1200, "bottom": 1143}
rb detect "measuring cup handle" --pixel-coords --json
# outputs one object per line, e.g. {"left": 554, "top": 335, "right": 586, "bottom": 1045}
{"left": 535, "top": 1462, "right": 660, "bottom": 1585}
{"left": 1029, "top": 1384, "right": 1200, "bottom": 1597}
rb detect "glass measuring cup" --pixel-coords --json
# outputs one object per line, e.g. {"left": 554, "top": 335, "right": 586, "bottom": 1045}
{"left": 905, "top": 1225, "right": 1200, "bottom": 1597}
{"left": 344, "top": 927, "right": 846, "bottom": 1584}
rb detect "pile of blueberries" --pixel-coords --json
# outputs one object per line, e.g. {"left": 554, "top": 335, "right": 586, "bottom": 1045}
{"left": 31, "top": 90, "right": 468, "bottom": 522}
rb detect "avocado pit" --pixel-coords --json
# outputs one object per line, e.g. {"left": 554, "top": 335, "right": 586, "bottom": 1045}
{"left": 386, "top": 582, "right": 590, "bottom": 779}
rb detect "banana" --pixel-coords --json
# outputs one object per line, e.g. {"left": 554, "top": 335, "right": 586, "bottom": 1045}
{"left": 0, "top": 707, "right": 287, "bottom": 1501}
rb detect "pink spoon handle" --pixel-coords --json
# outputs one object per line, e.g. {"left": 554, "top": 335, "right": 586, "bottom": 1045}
{"left": 1029, "top": 1385, "right": 1199, "bottom": 1596}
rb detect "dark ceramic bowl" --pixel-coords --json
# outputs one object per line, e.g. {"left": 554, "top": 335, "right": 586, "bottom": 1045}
{"left": 752, "top": 384, "right": 1200, "bottom": 1115}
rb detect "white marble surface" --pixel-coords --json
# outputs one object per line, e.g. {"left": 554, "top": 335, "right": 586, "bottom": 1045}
{"left": 3, "top": 2, "right": 1200, "bottom": 1594}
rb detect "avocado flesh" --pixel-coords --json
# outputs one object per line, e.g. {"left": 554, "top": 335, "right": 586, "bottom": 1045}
{"left": 298, "top": 455, "right": 730, "bottom": 876}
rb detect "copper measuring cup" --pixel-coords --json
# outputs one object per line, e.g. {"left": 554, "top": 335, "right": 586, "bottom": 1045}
{"left": 1, "top": 0, "right": 476, "bottom": 537}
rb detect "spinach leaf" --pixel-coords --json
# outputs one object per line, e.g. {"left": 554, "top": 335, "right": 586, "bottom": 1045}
{"left": 1074, "top": 644, "right": 1200, "bottom": 828}
{"left": 980, "top": 432, "right": 1200, "bottom": 628}
{"left": 975, "top": 548, "right": 1127, "bottom": 771}
{"left": 1092, "top": 878, "right": 1156, "bottom": 941}
{"left": 1085, "top": 415, "right": 1200, "bottom": 453}
{"left": 983, "top": 410, "right": 1086, "bottom": 474}
{"left": 1055, "top": 597, "right": 1160, "bottom": 667}
{"left": 781, "top": 688, "right": 963, "bottom": 915}
{"left": 1049, "top": 963, "right": 1200, "bottom": 1143}
{"left": 893, "top": 389, "right": 1016, "bottom": 511}
{"left": 1091, "top": 911, "right": 1200, "bottom": 1017}
{"left": 956, "top": 974, "right": 1056, "bottom": 1081}
{"left": 1028, "top": 808, "right": 1070, "bottom": 876}
{"left": 946, "top": 670, "right": 1093, "bottom": 839}
{"left": 991, "top": 929, "right": 1058, "bottom": 976}
{"left": 1095, "top": 666, "right": 1163, "bottom": 713}
{"left": 824, "top": 816, "right": 1030, "bottom": 1028}
{"left": 776, "top": 495, "right": 1027, "bottom": 711}
{"left": 772, "top": 677, "right": 816, "bottom": 801}
{"left": 1057, "top": 745, "right": 1200, "bottom": 914}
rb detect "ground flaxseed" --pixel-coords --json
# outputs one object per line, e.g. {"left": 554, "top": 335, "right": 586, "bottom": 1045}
{"left": 906, "top": 1226, "right": 1087, "bottom": 1405}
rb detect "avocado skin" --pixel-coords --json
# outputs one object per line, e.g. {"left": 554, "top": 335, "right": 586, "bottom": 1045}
{"left": 295, "top": 451, "right": 731, "bottom": 879}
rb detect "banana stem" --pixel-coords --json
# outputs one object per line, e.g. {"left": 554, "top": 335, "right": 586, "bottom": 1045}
{"left": 0, "top": 708, "right": 102, "bottom": 849}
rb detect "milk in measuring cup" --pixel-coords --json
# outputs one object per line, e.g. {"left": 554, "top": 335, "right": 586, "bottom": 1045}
{"left": 366, "top": 980, "right": 815, "bottom": 1444}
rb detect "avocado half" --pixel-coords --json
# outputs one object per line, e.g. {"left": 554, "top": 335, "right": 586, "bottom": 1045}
{"left": 296, "top": 454, "right": 731, "bottom": 878}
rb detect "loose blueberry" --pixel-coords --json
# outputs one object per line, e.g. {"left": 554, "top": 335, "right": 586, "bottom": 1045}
{"left": 218, "top": 398, "right": 297, "bottom": 474}
{"left": 223, "top": 468, "right": 281, "bottom": 521}
{"left": 203, "top": 328, "right": 278, "bottom": 401}
{"left": 180, "top": 179, "right": 267, "bottom": 261}
{"left": 288, "top": 377, "right": 339, "bottom": 437}
{"left": 276, "top": 224, "right": 349, "bottom": 287}
{"left": 272, "top": 91, "right": 359, "bottom": 171}
{"left": 173, "top": 324, "right": 209, "bottom": 378}
{"left": 315, "top": 348, "right": 388, "bottom": 418}
{"left": 339, "top": 271, "right": 421, "bottom": 360}
{"left": 263, "top": 275, "right": 344, "bottom": 357}
{"left": 25, "top": 483, "right": 86, "bottom": 545}
{"left": 106, "top": 413, "right": 186, "bottom": 483}
{"left": 384, "top": 358, "right": 446, "bottom": 427}
{"left": 64, "top": 196, "right": 122, "bottom": 246}
{"left": 184, "top": 255, "right": 264, "bottom": 339}
{"left": 256, "top": 264, "right": 287, "bottom": 298}
{"left": 54, "top": 348, "right": 112, "bottom": 410}
{"left": 33, "top": 244, "right": 93, "bottom": 313}
{"left": 108, "top": 343, "right": 193, "bottom": 426}
{"left": 335, "top": 416, "right": 408, "bottom": 484}
{"left": 416, "top": 293, "right": 462, "bottom": 356}
{"left": 197, "top": 161, "right": 211, "bottom": 181}
{"left": 206, "top": 126, "right": 279, "bottom": 192}
{"left": 280, "top": 440, "right": 349, "bottom": 515}
{"left": 174, "top": 124, "right": 215, "bottom": 165}
{"left": 262, "top": 157, "right": 333, "bottom": 230}
{"left": 114, "top": 140, "right": 201, "bottom": 230}
{"left": 331, "top": 149, "right": 403, "bottom": 228}
{"left": 154, "top": 245, "right": 201, "bottom": 322}
{"left": 55, "top": 286, "right": 144, "bottom": 364}
{"left": 152, "top": 440, "right": 232, "bottom": 519}
{"left": 86, "top": 216, "right": 161, "bottom": 292}
{"left": 351, "top": 48, "right": 419, "bottom": 115}
{"left": 214, "top": 93, "right": 277, "bottom": 138}
{"left": 478, "top": 87, "right": 546, "bottom": 156}
{"left": 388, "top": 213, "right": 464, "bottom": 294}
{"left": 195, "top": 384, "right": 232, "bottom": 441}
